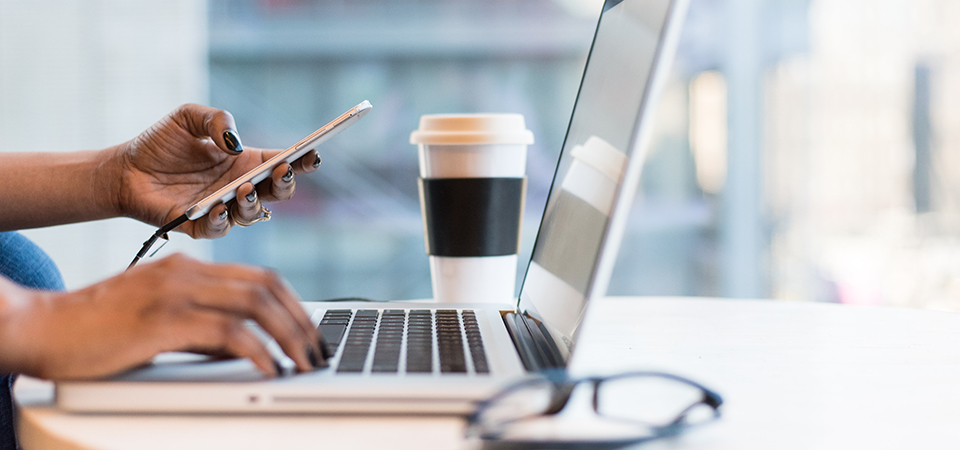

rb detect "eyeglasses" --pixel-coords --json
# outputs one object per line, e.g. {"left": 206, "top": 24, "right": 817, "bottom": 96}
{"left": 466, "top": 370, "right": 723, "bottom": 449}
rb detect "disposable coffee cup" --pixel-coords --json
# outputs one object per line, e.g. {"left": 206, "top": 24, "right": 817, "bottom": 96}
{"left": 411, "top": 114, "right": 534, "bottom": 303}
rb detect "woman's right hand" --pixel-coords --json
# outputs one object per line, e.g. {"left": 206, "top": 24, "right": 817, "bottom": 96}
{"left": 0, "top": 254, "right": 322, "bottom": 380}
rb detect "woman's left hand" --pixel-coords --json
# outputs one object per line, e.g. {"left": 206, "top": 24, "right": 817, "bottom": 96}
{"left": 110, "top": 103, "right": 321, "bottom": 238}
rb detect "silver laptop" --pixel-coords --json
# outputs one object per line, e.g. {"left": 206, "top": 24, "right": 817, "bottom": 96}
{"left": 56, "top": 0, "right": 690, "bottom": 414}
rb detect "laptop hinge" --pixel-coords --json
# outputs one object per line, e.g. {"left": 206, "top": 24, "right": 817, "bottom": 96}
{"left": 501, "top": 311, "right": 565, "bottom": 372}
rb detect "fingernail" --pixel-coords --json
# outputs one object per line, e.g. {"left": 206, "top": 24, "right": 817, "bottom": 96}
{"left": 218, "top": 209, "right": 228, "bottom": 221}
{"left": 273, "top": 359, "right": 285, "bottom": 377}
{"left": 282, "top": 166, "right": 294, "bottom": 182}
{"left": 307, "top": 345, "right": 328, "bottom": 369}
{"left": 245, "top": 191, "right": 257, "bottom": 203}
{"left": 313, "top": 154, "right": 322, "bottom": 168}
{"left": 318, "top": 336, "right": 332, "bottom": 360}
{"left": 223, "top": 130, "right": 243, "bottom": 153}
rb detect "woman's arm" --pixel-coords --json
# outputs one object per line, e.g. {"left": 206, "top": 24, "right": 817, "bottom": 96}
{"left": 0, "top": 149, "right": 122, "bottom": 231}
{"left": 0, "top": 103, "right": 321, "bottom": 237}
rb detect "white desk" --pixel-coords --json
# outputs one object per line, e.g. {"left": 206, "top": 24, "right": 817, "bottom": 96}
{"left": 16, "top": 297, "right": 960, "bottom": 449}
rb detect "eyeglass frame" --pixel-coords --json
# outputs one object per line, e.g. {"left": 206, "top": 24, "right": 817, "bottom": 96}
{"left": 465, "top": 370, "right": 724, "bottom": 450}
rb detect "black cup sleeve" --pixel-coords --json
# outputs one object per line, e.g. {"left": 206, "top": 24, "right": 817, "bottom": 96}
{"left": 418, "top": 177, "right": 526, "bottom": 257}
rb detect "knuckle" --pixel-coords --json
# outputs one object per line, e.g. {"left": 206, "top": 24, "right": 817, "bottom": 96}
{"left": 207, "top": 210, "right": 223, "bottom": 226}
{"left": 211, "top": 223, "right": 230, "bottom": 238}
{"left": 152, "top": 294, "right": 188, "bottom": 321}
{"left": 218, "top": 319, "right": 243, "bottom": 345}
{"left": 276, "top": 181, "right": 295, "bottom": 196}
{"left": 137, "top": 270, "right": 166, "bottom": 293}
{"left": 216, "top": 109, "right": 235, "bottom": 124}
{"left": 261, "top": 269, "right": 284, "bottom": 290}
{"left": 275, "top": 327, "right": 300, "bottom": 347}
{"left": 154, "top": 257, "right": 175, "bottom": 271}
{"left": 174, "top": 103, "right": 202, "bottom": 120}
{"left": 243, "top": 285, "right": 272, "bottom": 314}
{"left": 249, "top": 265, "right": 271, "bottom": 280}
{"left": 163, "top": 252, "right": 193, "bottom": 267}
{"left": 241, "top": 201, "right": 258, "bottom": 215}
{"left": 155, "top": 275, "right": 179, "bottom": 295}
{"left": 172, "top": 103, "right": 191, "bottom": 116}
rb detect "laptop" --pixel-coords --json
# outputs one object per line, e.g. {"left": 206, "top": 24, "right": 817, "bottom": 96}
{"left": 56, "top": 0, "right": 690, "bottom": 414}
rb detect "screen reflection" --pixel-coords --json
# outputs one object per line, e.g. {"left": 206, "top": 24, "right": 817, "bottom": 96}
{"left": 519, "top": 0, "right": 673, "bottom": 348}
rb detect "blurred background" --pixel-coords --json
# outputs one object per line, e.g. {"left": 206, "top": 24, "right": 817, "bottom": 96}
{"left": 3, "top": 0, "right": 960, "bottom": 311}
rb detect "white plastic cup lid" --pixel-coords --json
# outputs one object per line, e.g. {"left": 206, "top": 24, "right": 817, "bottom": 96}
{"left": 570, "top": 136, "right": 627, "bottom": 181}
{"left": 410, "top": 113, "right": 535, "bottom": 145}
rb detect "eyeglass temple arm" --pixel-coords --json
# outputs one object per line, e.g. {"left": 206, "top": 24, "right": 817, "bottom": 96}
{"left": 585, "top": 372, "right": 724, "bottom": 423}
{"left": 661, "top": 384, "right": 724, "bottom": 429}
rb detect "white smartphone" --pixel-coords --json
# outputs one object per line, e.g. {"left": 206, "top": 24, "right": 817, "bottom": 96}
{"left": 185, "top": 100, "right": 372, "bottom": 220}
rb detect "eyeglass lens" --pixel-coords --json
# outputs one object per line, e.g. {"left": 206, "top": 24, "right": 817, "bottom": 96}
{"left": 595, "top": 375, "right": 715, "bottom": 426}
{"left": 475, "top": 379, "right": 556, "bottom": 431}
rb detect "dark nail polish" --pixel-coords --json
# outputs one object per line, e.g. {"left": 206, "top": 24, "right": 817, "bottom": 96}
{"left": 223, "top": 130, "right": 243, "bottom": 153}
{"left": 218, "top": 209, "right": 228, "bottom": 221}
{"left": 313, "top": 154, "right": 322, "bottom": 168}
{"left": 272, "top": 359, "right": 284, "bottom": 377}
{"left": 282, "top": 166, "right": 294, "bottom": 182}
{"left": 317, "top": 328, "right": 333, "bottom": 361}
{"left": 245, "top": 191, "right": 256, "bottom": 203}
{"left": 307, "top": 345, "right": 328, "bottom": 369}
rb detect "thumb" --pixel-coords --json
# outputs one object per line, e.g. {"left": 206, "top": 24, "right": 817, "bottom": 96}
{"left": 172, "top": 103, "right": 243, "bottom": 155}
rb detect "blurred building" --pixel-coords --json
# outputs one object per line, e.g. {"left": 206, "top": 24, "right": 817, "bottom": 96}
{"left": 765, "top": 0, "right": 960, "bottom": 311}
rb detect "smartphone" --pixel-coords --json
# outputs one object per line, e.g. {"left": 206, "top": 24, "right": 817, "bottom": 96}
{"left": 184, "top": 100, "right": 372, "bottom": 220}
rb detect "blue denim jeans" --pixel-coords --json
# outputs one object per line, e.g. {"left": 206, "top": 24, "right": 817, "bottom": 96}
{"left": 0, "top": 232, "right": 65, "bottom": 450}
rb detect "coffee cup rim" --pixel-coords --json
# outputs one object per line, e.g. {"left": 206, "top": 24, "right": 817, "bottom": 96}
{"left": 410, "top": 113, "right": 535, "bottom": 145}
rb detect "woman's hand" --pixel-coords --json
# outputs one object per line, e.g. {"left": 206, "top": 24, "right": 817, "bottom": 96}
{"left": 0, "top": 254, "right": 324, "bottom": 380}
{"left": 111, "top": 103, "right": 321, "bottom": 238}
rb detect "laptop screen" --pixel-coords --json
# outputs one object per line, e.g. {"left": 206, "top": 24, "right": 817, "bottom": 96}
{"left": 518, "top": 0, "right": 686, "bottom": 352}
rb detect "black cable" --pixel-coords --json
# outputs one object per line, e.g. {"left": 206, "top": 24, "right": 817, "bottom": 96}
{"left": 127, "top": 214, "right": 189, "bottom": 270}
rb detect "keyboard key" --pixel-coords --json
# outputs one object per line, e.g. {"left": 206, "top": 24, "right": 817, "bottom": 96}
{"left": 462, "top": 311, "right": 489, "bottom": 374}
{"left": 318, "top": 324, "right": 346, "bottom": 346}
{"left": 319, "top": 311, "right": 354, "bottom": 355}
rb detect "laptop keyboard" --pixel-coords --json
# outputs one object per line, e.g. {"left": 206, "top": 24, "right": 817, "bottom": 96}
{"left": 318, "top": 309, "right": 489, "bottom": 375}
